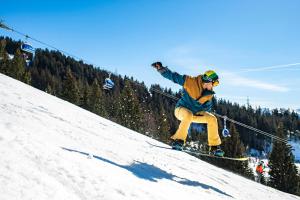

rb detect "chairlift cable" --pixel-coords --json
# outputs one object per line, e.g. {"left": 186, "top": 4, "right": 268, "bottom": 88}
{"left": 0, "top": 21, "right": 290, "bottom": 144}
{"left": 0, "top": 21, "right": 83, "bottom": 62}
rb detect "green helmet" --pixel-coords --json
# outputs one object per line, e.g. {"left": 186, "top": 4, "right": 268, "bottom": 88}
{"left": 202, "top": 70, "right": 219, "bottom": 86}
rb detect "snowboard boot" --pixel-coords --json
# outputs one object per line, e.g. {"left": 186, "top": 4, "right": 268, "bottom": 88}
{"left": 209, "top": 146, "right": 225, "bottom": 157}
{"left": 171, "top": 139, "right": 184, "bottom": 151}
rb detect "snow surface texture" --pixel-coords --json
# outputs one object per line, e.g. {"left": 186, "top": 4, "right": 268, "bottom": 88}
{"left": 0, "top": 73, "right": 299, "bottom": 200}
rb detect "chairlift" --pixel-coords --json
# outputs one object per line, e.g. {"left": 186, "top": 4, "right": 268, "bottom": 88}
{"left": 103, "top": 73, "right": 115, "bottom": 90}
{"left": 0, "top": 21, "right": 35, "bottom": 66}
{"left": 222, "top": 116, "right": 231, "bottom": 137}
{"left": 20, "top": 41, "right": 35, "bottom": 66}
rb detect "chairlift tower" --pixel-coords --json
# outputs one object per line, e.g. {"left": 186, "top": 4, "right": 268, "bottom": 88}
{"left": 247, "top": 96, "right": 250, "bottom": 108}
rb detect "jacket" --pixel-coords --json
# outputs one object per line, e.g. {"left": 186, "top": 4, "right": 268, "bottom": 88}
{"left": 159, "top": 67, "right": 214, "bottom": 114}
{"left": 256, "top": 165, "right": 264, "bottom": 174}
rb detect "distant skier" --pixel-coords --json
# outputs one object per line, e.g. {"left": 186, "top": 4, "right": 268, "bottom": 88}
{"left": 256, "top": 161, "right": 265, "bottom": 183}
{"left": 151, "top": 61, "right": 224, "bottom": 157}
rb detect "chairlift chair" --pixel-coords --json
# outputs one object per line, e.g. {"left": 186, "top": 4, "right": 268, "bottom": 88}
{"left": 222, "top": 116, "right": 231, "bottom": 137}
{"left": 103, "top": 73, "right": 115, "bottom": 90}
{"left": 20, "top": 42, "right": 35, "bottom": 66}
{"left": 103, "top": 78, "right": 115, "bottom": 90}
{"left": 21, "top": 42, "right": 35, "bottom": 54}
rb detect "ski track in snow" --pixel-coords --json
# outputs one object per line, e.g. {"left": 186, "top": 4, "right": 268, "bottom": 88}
{"left": 0, "top": 73, "right": 299, "bottom": 200}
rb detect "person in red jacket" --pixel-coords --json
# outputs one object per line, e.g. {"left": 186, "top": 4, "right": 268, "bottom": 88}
{"left": 256, "top": 161, "right": 265, "bottom": 183}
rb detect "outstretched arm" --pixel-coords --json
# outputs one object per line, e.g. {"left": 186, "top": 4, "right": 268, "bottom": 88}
{"left": 151, "top": 62, "right": 185, "bottom": 86}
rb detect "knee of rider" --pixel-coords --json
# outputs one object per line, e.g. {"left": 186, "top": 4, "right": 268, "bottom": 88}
{"left": 208, "top": 115, "right": 217, "bottom": 123}
{"left": 182, "top": 110, "right": 193, "bottom": 121}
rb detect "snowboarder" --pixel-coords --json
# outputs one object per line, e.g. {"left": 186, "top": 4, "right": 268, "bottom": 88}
{"left": 151, "top": 61, "right": 224, "bottom": 157}
{"left": 256, "top": 161, "right": 265, "bottom": 183}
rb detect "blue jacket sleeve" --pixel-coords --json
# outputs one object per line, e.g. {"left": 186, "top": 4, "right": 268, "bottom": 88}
{"left": 158, "top": 67, "right": 185, "bottom": 86}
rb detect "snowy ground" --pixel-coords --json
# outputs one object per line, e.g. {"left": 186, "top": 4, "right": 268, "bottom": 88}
{"left": 0, "top": 73, "right": 299, "bottom": 200}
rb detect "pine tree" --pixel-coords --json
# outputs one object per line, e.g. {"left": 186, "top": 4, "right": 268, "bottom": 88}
{"left": 269, "top": 122, "right": 299, "bottom": 195}
{"left": 117, "top": 80, "right": 143, "bottom": 132}
{"left": 7, "top": 48, "right": 26, "bottom": 81}
{"left": 0, "top": 39, "right": 9, "bottom": 74}
{"left": 21, "top": 69, "right": 31, "bottom": 84}
{"left": 89, "top": 79, "right": 107, "bottom": 116}
{"left": 46, "top": 84, "right": 53, "bottom": 95}
{"left": 158, "top": 105, "right": 170, "bottom": 143}
{"left": 221, "top": 123, "right": 253, "bottom": 178}
{"left": 89, "top": 79, "right": 101, "bottom": 112}
{"left": 62, "top": 67, "right": 80, "bottom": 105}
{"left": 142, "top": 109, "right": 157, "bottom": 137}
{"left": 81, "top": 81, "right": 91, "bottom": 110}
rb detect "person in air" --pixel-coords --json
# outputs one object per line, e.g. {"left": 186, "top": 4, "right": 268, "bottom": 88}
{"left": 151, "top": 61, "right": 224, "bottom": 157}
{"left": 256, "top": 161, "right": 265, "bottom": 183}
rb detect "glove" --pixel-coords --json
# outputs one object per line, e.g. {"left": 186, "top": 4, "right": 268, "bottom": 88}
{"left": 151, "top": 62, "right": 163, "bottom": 70}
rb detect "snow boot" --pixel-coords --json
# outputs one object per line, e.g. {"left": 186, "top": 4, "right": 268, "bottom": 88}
{"left": 171, "top": 139, "right": 184, "bottom": 151}
{"left": 209, "top": 146, "right": 225, "bottom": 157}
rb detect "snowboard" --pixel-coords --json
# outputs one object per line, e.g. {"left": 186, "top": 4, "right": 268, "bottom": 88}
{"left": 182, "top": 149, "right": 249, "bottom": 161}
{"left": 147, "top": 142, "right": 248, "bottom": 161}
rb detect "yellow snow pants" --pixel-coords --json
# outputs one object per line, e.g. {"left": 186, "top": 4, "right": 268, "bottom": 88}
{"left": 170, "top": 107, "right": 221, "bottom": 146}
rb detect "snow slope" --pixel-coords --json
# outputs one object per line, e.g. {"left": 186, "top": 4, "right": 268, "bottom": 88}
{"left": 0, "top": 73, "right": 299, "bottom": 200}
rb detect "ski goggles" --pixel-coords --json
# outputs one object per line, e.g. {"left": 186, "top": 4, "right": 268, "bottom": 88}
{"left": 212, "top": 80, "right": 219, "bottom": 87}
{"left": 202, "top": 75, "right": 219, "bottom": 87}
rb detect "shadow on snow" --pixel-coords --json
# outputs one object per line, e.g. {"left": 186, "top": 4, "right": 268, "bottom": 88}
{"left": 61, "top": 147, "right": 233, "bottom": 198}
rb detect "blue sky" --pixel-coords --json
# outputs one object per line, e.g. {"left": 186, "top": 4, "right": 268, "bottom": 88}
{"left": 1, "top": 0, "right": 300, "bottom": 110}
